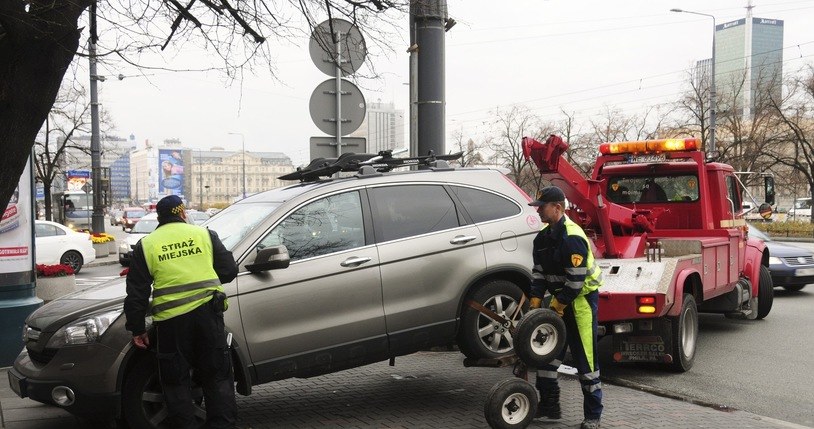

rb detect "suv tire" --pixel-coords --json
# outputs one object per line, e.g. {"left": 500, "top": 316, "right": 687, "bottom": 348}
{"left": 458, "top": 279, "right": 526, "bottom": 360}
{"left": 122, "top": 356, "right": 205, "bottom": 429}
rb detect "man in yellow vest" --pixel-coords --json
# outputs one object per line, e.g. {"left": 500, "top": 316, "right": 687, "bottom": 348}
{"left": 528, "top": 186, "right": 604, "bottom": 429}
{"left": 124, "top": 195, "right": 238, "bottom": 428}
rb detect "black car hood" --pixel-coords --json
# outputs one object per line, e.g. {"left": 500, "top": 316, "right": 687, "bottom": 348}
{"left": 27, "top": 277, "right": 127, "bottom": 332}
{"left": 764, "top": 241, "right": 812, "bottom": 258}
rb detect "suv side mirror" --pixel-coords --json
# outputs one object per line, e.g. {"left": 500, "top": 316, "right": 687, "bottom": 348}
{"left": 764, "top": 176, "right": 775, "bottom": 206}
{"left": 246, "top": 245, "right": 290, "bottom": 273}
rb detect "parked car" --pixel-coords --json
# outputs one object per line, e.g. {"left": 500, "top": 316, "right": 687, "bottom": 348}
{"left": 108, "top": 210, "right": 123, "bottom": 226}
{"left": 205, "top": 207, "right": 221, "bottom": 216}
{"left": 11, "top": 160, "right": 538, "bottom": 428}
{"left": 120, "top": 207, "right": 147, "bottom": 231}
{"left": 749, "top": 223, "right": 814, "bottom": 292}
{"left": 118, "top": 213, "right": 159, "bottom": 266}
{"left": 186, "top": 210, "right": 210, "bottom": 225}
{"left": 34, "top": 220, "right": 96, "bottom": 274}
{"left": 787, "top": 197, "right": 812, "bottom": 221}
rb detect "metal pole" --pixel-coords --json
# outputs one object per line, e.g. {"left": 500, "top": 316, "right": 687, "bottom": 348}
{"left": 335, "top": 30, "right": 343, "bottom": 156}
{"left": 409, "top": 8, "right": 418, "bottom": 157}
{"left": 670, "top": 8, "right": 716, "bottom": 155}
{"left": 414, "top": 0, "right": 448, "bottom": 159}
{"left": 89, "top": 1, "right": 105, "bottom": 232}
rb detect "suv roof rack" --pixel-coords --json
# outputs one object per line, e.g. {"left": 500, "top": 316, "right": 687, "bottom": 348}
{"left": 279, "top": 150, "right": 464, "bottom": 182}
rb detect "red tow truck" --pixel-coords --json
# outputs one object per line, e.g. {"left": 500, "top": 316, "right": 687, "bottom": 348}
{"left": 523, "top": 135, "right": 775, "bottom": 371}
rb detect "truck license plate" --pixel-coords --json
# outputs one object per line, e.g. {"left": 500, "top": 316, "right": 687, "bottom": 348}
{"left": 7, "top": 370, "right": 25, "bottom": 398}
{"left": 795, "top": 268, "right": 814, "bottom": 276}
{"left": 628, "top": 154, "right": 666, "bottom": 164}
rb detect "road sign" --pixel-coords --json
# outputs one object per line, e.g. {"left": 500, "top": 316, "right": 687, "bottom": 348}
{"left": 309, "top": 19, "right": 367, "bottom": 77}
{"left": 310, "top": 136, "right": 366, "bottom": 161}
{"left": 309, "top": 78, "right": 366, "bottom": 136}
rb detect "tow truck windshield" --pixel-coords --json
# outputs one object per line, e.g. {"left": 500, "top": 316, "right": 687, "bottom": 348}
{"left": 606, "top": 175, "right": 700, "bottom": 204}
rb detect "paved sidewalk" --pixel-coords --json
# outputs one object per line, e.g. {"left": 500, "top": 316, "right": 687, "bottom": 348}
{"left": 2, "top": 351, "right": 809, "bottom": 429}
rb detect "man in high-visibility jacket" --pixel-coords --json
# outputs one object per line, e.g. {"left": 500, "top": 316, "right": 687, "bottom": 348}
{"left": 528, "top": 186, "right": 604, "bottom": 429}
{"left": 124, "top": 195, "right": 238, "bottom": 429}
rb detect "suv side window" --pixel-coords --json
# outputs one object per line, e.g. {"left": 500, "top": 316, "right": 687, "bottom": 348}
{"left": 257, "top": 191, "right": 364, "bottom": 261}
{"left": 369, "top": 185, "right": 460, "bottom": 242}
{"left": 451, "top": 186, "right": 520, "bottom": 223}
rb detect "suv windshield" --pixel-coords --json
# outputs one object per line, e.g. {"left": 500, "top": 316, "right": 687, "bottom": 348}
{"left": 606, "top": 175, "right": 700, "bottom": 203}
{"left": 204, "top": 202, "right": 280, "bottom": 250}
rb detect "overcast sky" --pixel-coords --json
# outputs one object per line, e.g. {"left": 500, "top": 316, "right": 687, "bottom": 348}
{"left": 91, "top": 0, "right": 814, "bottom": 166}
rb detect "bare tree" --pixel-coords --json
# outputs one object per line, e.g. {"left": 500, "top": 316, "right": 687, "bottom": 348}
{"left": 761, "top": 66, "right": 814, "bottom": 221}
{"left": 448, "top": 127, "right": 484, "bottom": 167}
{"left": 673, "top": 68, "right": 712, "bottom": 149}
{"left": 0, "top": 0, "right": 407, "bottom": 211}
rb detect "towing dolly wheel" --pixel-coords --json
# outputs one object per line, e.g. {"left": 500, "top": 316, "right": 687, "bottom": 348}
{"left": 484, "top": 378, "right": 539, "bottom": 429}
{"left": 514, "top": 309, "right": 567, "bottom": 367}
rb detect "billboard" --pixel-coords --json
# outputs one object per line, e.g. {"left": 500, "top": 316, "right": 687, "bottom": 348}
{"left": 0, "top": 159, "right": 33, "bottom": 272}
{"left": 66, "top": 169, "right": 90, "bottom": 192}
{"left": 158, "top": 149, "right": 184, "bottom": 196}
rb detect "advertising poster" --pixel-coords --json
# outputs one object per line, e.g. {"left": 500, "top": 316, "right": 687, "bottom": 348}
{"left": 66, "top": 170, "right": 90, "bottom": 191}
{"left": 0, "top": 160, "right": 33, "bottom": 273}
{"left": 158, "top": 149, "right": 184, "bottom": 196}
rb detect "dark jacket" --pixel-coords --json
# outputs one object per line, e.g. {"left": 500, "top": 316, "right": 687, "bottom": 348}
{"left": 530, "top": 215, "right": 592, "bottom": 306}
{"left": 124, "top": 219, "right": 238, "bottom": 335}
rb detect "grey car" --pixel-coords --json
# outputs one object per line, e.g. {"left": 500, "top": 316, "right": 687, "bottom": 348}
{"left": 10, "top": 162, "right": 539, "bottom": 428}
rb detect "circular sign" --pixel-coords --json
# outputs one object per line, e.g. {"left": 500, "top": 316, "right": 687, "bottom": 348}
{"left": 309, "top": 78, "right": 366, "bottom": 136}
{"left": 759, "top": 203, "right": 773, "bottom": 220}
{"left": 309, "top": 18, "right": 367, "bottom": 77}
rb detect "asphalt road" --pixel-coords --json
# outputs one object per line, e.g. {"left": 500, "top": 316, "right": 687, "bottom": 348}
{"left": 599, "top": 240, "right": 814, "bottom": 428}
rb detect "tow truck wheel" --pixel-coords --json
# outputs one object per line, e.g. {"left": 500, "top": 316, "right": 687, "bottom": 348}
{"left": 514, "top": 309, "right": 566, "bottom": 367}
{"left": 122, "top": 355, "right": 205, "bottom": 429}
{"left": 669, "top": 293, "right": 698, "bottom": 372}
{"left": 458, "top": 280, "right": 527, "bottom": 360}
{"left": 755, "top": 265, "right": 774, "bottom": 320}
{"left": 484, "top": 378, "right": 539, "bottom": 429}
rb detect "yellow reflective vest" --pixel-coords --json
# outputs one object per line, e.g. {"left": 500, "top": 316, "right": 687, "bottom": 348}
{"left": 141, "top": 222, "right": 223, "bottom": 321}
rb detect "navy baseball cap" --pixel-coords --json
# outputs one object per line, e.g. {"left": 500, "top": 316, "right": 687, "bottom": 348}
{"left": 529, "top": 186, "right": 566, "bottom": 206}
{"left": 156, "top": 195, "right": 185, "bottom": 217}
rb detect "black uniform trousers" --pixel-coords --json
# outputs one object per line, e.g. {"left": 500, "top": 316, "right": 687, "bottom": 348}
{"left": 155, "top": 301, "right": 237, "bottom": 429}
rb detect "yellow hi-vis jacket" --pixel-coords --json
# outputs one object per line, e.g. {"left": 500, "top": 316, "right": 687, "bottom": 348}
{"left": 141, "top": 222, "right": 223, "bottom": 321}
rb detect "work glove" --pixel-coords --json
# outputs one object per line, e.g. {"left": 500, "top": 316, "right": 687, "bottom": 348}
{"left": 549, "top": 296, "right": 566, "bottom": 317}
{"left": 529, "top": 297, "right": 543, "bottom": 309}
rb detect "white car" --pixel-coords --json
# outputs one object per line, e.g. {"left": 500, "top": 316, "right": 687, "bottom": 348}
{"left": 118, "top": 213, "right": 159, "bottom": 266}
{"left": 34, "top": 220, "right": 96, "bottom": 274}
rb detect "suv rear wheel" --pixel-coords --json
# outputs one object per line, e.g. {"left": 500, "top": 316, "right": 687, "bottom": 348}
{"left": 458, "top": 280, "right": 526, "bottom": 360}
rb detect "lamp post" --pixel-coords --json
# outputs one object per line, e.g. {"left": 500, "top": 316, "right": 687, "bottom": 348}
{"left": 228, "top": 132, "right": 246, "bottom": 199}
{"left": 671, "top": 8, "right": 717, "bottom": 156}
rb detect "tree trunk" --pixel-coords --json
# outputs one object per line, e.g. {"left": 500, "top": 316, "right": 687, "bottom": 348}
{"left": 0, "top": 2, "right": 87, "bottom": 210}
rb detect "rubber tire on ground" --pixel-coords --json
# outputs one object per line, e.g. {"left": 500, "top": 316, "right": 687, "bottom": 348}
{"left": 756, "top": 265, "right": 773, "bottom": 319}
{"left": 782, "top": 284, "right": 805, "bottom": 292}
{"left": 60, "top": 250, "right": 83, "bottom": 274}
{"left": 669, "top": 293, "right": 698, "bottom": 372}
{"left": 513, "top": 309, "right": 567, "bottom": 367}
{"left": 458, "top": 280, "right": 526, "bottom": 360}
{"left": 484, "top": 378, "right": 539, "bottom": 429}
{"left": 122, "top": 355, "right": 205, "bottom": 429}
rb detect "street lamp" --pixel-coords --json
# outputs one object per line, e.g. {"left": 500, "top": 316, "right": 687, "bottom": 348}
{"left": 671, "top": 8, "right": 717, "bottom": 156}
{"left": 227, "top": 132, "right": 246, "bottom": 199}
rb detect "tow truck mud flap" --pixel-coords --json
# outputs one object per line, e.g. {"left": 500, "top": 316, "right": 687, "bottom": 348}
{"left": 611, "top": 319, "right": 674, "bottom": 364}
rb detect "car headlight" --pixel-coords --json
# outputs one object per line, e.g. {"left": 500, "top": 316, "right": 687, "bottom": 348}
{"left": 46, "top": 308, "right": 123, "bottom": 348}
{"left": 768, "top": 256, "right": 783, "bottom": 265}
{"left": 119, "top": 243, "right": 130, "bottom": 251}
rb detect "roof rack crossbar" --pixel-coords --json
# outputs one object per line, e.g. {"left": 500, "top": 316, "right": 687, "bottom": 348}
{"left": 279, "top": 150, "right": 464, "bottom": 182}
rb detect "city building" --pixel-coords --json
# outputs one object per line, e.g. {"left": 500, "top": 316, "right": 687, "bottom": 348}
{"left": 350, "top": 101, "right": 406, "bottom": 154}
{"left": 696, "top": 12, "right": 784, "bottom": 117}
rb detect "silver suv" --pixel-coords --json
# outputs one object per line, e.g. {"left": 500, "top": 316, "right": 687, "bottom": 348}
{"left": 10, "top": 156, "right": 538, "bottom": 428}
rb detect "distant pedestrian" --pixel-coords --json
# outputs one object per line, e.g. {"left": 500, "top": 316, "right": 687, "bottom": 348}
{"left": 124, "top": 194, "right": 239, "bottom": 428}
{"left": 528, "top": 185, "right": 604, "bottom": 429}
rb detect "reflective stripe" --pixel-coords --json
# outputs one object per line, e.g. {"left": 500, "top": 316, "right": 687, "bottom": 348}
{"left": 582, "top": 382, "right": 602, "bottom": 393}
{"left": 151, "top": 290, "right": 214, "bottom": 315}
{"left": 544, "top": 274, "right": 568, "bottom": 282}
{"left": 566, "top": 267, "right": 587, "bottom": 275}
{"left": 565, "top": 280, "right": 584, "bottom": 290}
{"left": 152, "top": 278, "right": 222, "bottom": 298}
{"left": 537, "top": 370, "right": 558, "bottom": 379}
{"left": 580, "top": 371, "right": 601, "bottom": 381}
{"left": 532, "top": 273, "right": 545, "bottom": 280}
{"left": 549, "top": 359, "right": 562, "bottom": 367}
{"left": 534, "top": 264, "right": 544, "bottom": 271}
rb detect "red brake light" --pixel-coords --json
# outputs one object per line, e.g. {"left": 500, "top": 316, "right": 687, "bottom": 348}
{"left": 638, "top": 296, "right": 655, "bottom": 305}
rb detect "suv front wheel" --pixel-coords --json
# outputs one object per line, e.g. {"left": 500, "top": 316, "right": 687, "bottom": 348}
{"left": 122, "top": 356, "right": 205, "bottom": 429}
{"left": 458, "top": 279, "right": 527, "bottom": 360}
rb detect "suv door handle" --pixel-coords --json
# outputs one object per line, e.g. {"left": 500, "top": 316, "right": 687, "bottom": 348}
{"left": 450, "top": 235, "right": 477, "bottom": 245}
{"left": 340, "top": 256, "right": 372, "bottom": 267}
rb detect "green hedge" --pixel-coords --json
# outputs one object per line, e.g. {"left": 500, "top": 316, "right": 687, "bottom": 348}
{"left": 752, "top": 221, "right": 814, "bottom": 238}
